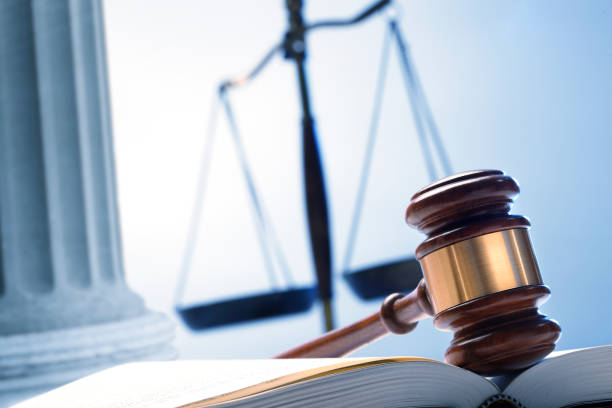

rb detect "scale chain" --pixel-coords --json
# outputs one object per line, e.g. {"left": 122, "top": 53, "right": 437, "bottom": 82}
{"left": 220, "top": 92, "right": 295, "bottom": 289}
{"left": 175, "top": 96, "right": 221, "bottom": 306}
{"left": 342, "top": 23, "right": 392, "bottom": 273}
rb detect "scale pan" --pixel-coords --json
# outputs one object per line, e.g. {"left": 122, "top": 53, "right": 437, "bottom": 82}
{"left": 176, "top": 286, "right": 317, "bottom": 330}
{"left": 343, "top": 257, "right": 422, "bottom": 300}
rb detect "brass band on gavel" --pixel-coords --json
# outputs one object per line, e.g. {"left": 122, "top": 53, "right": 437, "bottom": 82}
{"left": 420, "top": 228, "right": 542, "bottom": 314}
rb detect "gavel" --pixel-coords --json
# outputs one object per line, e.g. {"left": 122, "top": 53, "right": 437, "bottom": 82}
{"left": 277, "top": 170, "right": 561, "bottom": 376}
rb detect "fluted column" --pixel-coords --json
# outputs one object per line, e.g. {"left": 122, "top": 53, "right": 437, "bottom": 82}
{"left": 0, "top": 0, "right": 174, "bottom": 403}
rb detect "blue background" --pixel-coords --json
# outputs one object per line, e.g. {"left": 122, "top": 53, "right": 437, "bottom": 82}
{"left": 103, "top": 0, "right": 612, "bottom": 361}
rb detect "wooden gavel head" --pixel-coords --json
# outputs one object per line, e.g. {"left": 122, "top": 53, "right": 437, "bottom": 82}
{"left": 405, "top": 169, "right": 561, "bottom": 375}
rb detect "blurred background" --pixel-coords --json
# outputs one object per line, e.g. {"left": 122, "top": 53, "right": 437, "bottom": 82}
{"left": 102, "top": 0, "right": 612, "bottom": 361}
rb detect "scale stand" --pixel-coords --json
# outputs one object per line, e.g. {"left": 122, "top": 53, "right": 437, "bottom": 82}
{"left": 282, "top": 0, "right": 334, "bottom": 330}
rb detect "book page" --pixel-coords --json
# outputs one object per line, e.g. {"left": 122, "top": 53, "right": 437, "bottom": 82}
{"left": 505, "top": 345, "right": 612, "bottom": 408}
{"left": 209, "top": 360, "right": 499, "bottom": 408}
{"left": 13, "top": 357, "right": 431, "bottom": 408}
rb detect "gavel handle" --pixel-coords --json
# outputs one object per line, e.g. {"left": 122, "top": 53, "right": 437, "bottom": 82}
{"left": 276, "top": 280, "right": 433, "bottom": 358}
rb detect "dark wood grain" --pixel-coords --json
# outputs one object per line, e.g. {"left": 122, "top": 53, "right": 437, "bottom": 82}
{"left": 406, "top": 169, "right": 561, "bottom": 374}
{"left": 406, "top": 170, "right": 524, "bottom": 258}
{"left": 434, "top": 285, "right": 561, "bottom": 376}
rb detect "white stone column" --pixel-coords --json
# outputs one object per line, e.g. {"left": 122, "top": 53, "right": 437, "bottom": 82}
{"left": 0, "top": 0, "right": 174, "bottom": 404}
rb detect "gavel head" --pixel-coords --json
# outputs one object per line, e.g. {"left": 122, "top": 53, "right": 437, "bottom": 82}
{"left": 405, "top": 169, "right": 561, "bottom": 376}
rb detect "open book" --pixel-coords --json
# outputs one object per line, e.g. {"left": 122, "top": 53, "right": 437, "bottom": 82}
{"left": 14, "top": 345, "right": 612, "bottom": 408}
